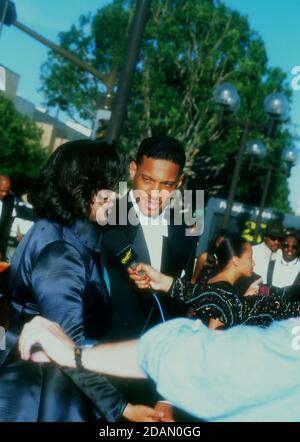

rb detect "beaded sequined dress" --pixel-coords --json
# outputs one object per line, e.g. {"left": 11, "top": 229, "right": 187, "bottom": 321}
{"left": 169, "top": 279, "right": 300, "bottom": 328}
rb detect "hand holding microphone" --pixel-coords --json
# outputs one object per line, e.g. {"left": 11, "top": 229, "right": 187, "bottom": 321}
{"left": 128, "top": 265, "right": 151, "bottom": 289}
{"left": 102, "top": 229, "right": 170, "bottom": 291}
{"left": 102, "top": 229, "right": 174, "bottom": 322}
{"left": 129, "top": 263, "right": 173, "bottom": 293}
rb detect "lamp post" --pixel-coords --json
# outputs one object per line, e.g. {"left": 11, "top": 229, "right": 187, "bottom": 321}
{"left": 252, "top": 144, "right": 299, "bottom": 242}
{"left": 213, "top": 83, "right": 289, "bottom": 229}
{"left": 246, "top": 139, "right": 266, "bottom": 169}
{"left": 222, "top": 117, "right": 250, "bottom": 229}
{"left": 105, "top": 0, "right": 152, "bottom": 143}
{"left": 282, "top": 144, "right": 299, "bottom": 176}
{"left": 0, "top": 0, "right": 16, "bottom": 35}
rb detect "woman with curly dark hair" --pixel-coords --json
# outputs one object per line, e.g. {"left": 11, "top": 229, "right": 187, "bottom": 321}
{"left": 0, "top": 140, "right": 159, "bottom": 422}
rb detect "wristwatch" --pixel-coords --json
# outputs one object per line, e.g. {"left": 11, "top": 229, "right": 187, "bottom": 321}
{"left": 74, "top": 342, "right": 96, "bottom": 369}
{"left": 74, "top": 346, "right": 84, "bottom": 369}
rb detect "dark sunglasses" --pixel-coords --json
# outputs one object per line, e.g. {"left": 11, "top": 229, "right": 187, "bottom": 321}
{"left": 283, "top": 243, "right": 298, "bottom": 250}
{"left": 268, "top": 236, "right": 281, "bottom": 242}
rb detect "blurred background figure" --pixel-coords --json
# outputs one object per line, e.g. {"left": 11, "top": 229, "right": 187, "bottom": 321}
{"left": 192, "top": 229, "right": 228, "bottom": 284}
{"left": 0, "top": 175, "right": 14, "bottom": 261}
{"left": 266, "top": 230, "right": 300, "bottom": 288}
{"left": 4, "top": 199, "right": 36, "bottom": 263}
{"left": 252, "top": 220, "right": 284, "bottom": 283}
{"left": 0, "top": 175, "right": 36, "bottom": 263}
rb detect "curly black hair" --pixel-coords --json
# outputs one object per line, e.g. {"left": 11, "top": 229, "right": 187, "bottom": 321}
{"left": 136, "top": 135, "right": 186, "bottom": 172}
{"left": 29, "top": 139, "right": 125, "bottom": 225}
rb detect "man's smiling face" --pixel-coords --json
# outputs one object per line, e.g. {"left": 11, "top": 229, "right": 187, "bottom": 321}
{"left": 130, "top": 156, "right": 183, "bottom": 218}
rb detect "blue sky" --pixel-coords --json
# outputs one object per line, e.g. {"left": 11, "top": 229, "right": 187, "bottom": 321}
{"left": 225, "top": 0, "right": 300, "bottom": 213}
{"left": 0, "top": 0, "right": 299, "bottom": 211}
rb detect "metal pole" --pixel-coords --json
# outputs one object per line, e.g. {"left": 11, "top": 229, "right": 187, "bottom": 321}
{"left": 14, "top": 20, "right": 107, "bottom": 85}
{"left": 253, "top": 165, "right": 273, "bottom": 243}
{"left": 222, "top": 119, "right": 250, "bottom": 229}
{"left": 0, "top": 0, "right": 8, "bottom": 37}
{"left": 105, "top": 0, "right": 152, "bottom": 144}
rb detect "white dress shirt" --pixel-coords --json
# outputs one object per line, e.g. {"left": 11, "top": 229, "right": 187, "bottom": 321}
{"left": 271, "top": 256, "right": 300, "bottom": 288}
{"left": 0, "top": 200, "right": 3, "bottom": 219}
{"left": 252, "top": 242, "right": 281, "bottom": 283}
{"left": 129, "top": 190, "right": 168, "bottom": 271}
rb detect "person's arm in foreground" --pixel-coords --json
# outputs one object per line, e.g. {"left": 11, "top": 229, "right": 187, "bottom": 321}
{"left": 32, "top": 243, "right": 160, "bottom": 421}
{"left": 19, "top": 317, "right": 170, "bottom": 422}
{"left": 19, "top": 316, "right": 145, "bottom": 377}
{"left": 20, "top": 316, "right": 300, "bottom": 421}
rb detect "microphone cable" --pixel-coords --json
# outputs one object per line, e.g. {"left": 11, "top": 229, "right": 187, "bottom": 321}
{"left": 151, "top": 291, "right": 166, "bottom": 323}
{"left": 132, "top": 261, "right": 166, "bottom": 325}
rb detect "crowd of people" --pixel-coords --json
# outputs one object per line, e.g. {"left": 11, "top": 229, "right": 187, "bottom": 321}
{"left": 1, "top": 135, "right": 300, "bottom": 422}
{"left": 0, "top": 175, "right": 35, "bottom": 262}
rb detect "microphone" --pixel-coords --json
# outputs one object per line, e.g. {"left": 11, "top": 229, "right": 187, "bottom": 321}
{"left": 102, "top": 229, "right": 144, "bottom": 276}
{"left": 102, "top": 229, "right": 165, "bottom": 322}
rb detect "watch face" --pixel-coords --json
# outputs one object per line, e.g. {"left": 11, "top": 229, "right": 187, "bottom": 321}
{"left": 81, "top": 340, "right": 97, "bottom": 348}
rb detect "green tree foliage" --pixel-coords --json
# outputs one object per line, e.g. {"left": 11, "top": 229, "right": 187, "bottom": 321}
{"left": 0, "top": 94, "right": 47, "bottom": 194}
{"left": 39, "top": 0, "right": 294, "bottom": 212}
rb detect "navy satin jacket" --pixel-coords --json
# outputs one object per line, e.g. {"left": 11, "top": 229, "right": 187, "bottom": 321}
{"left": 0, "top": 218, "right": 126, "bottom": 422}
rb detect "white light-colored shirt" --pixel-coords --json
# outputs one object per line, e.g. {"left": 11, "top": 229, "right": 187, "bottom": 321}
{"left": 0, "top": 200, "right": 17, "bottom": 221}
{"left": 271, "top": 256, "right": 300, "bottom": 288}
{"left": 138, "top": 317, "right": 300, "bottom": 422}
{"left": 253, "top": 242, "right": 281, "bottom": 283}
{"left": 129, "top": 190, "right": 168, "bottom": 271}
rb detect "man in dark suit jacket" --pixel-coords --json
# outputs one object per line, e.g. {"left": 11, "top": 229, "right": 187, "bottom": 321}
{"left": 0, "top": 176, "right": 14, "bottom": 261}
{"left": 102, "top": 136, "right": 199, "bottom": 417}
{"left": 104, "top": 136, "right": 199, "bottom": 342}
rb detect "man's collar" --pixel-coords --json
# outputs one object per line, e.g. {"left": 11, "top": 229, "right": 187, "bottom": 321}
{"left": 280, "top": 257, "right": 299, "bottom": 266}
